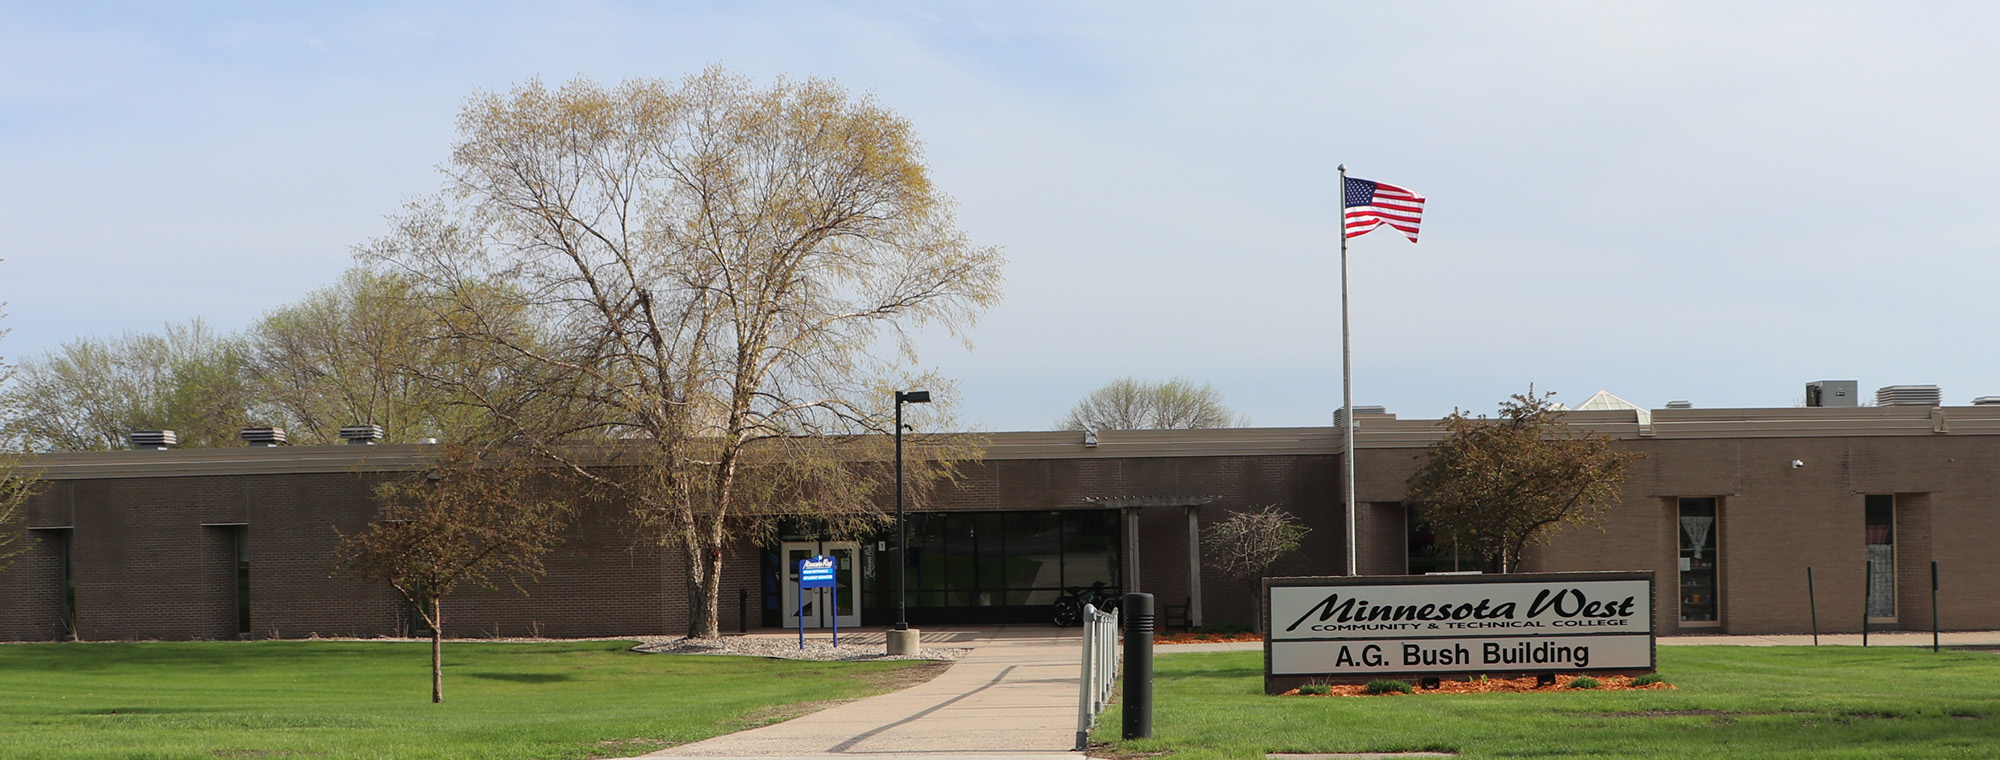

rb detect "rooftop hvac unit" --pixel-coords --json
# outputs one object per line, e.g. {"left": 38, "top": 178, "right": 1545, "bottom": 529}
{"left": 1973, "top": 396, "right": 2000, "bottom": 406}
{"left": 339, "top": 424, "right": 385, "bottom": 445}
{"left": 1665, "top": 400, "right": 1693, "bottom": 409}
{"left": 1333, "top": 406, "right": 1388, "bottom": 428}
{"left": 1876, "top": 385, "right": 1942, "bottom": 407}
{"left": 129, "top": 430, "right": 178, "bottom": 450}
{"left": 240, "top": 427, "right": 288, "bottom": 447}
{"left": 1806, "top": 381, "right": 1858, "bottom": 408}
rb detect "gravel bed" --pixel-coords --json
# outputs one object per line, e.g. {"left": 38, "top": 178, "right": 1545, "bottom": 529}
{"left": 631, "top": 635, "right": 968, "bottom": 662}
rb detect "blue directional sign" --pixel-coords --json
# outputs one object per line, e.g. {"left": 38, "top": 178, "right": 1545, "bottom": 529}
{"left": 797, "top": 555, "right": 842, "bottom": 649}
{"left": 799, "top": 556, "right": 837, "bottom": 589}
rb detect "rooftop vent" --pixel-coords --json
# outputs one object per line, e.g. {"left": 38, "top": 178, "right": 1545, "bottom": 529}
{"left": 129, "top": 430, "right": 178, "bottom": 450}
{"left": 1877, "top": 385, "right": 1942, "bottom": 407}
{"left": 339, "top": 424, "right": 385, "bottom": 445}
{"left": 1665, "top": 400, "right": 1693, "bottom": 409}
{"left": 1973, "top": 396, "right": 2000, "bottom": 406}
{"left": 240, "top": 427, "right": 288, "bottom": 447}
{"left": 1806, "top": 381, "right": 1858, "bottom": 408}
{"left": 1333, "top": 406, "right": 1389, "bottom": 428}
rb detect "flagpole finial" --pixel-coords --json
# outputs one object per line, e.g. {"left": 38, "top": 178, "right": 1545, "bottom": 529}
{"left": 1338, "top": 163, "right": 1346, "bottom": 172}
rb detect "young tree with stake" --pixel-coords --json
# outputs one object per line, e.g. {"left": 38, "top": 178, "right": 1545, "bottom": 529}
{"left": 339, "top": 446, "right": 568, "bottom": 703}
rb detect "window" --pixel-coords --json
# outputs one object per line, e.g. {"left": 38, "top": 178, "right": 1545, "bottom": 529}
{"left": 233, "top": 526, "right": 250, "bottom": 635}
{"left": 1677, "top": 497, "right": 1719, "bottom": 624}
{"left": 1866, "top": 495, "right": 1895, "bottom": 621}
{"left": 876, "top": 509, "right": 1121, "bottom": 613}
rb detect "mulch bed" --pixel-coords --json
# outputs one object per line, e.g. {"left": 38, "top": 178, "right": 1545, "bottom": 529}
{"left": 1155, "top": 631, "right": 1265, "bottom": 644}
{"left": 1287, "top": 674, "right": 1674, "bottom": 696}
{"left": 1150, "top": 634, "right": 1674, "bottom": 695}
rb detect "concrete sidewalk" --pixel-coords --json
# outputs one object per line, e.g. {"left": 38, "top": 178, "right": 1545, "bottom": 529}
{"left": 642, "top": 626, "right": 1090, "bottom": 760}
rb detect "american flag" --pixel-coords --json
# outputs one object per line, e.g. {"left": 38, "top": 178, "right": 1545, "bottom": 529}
{"left": 1343, "top": 176, "right": 1425, "bottom": 242}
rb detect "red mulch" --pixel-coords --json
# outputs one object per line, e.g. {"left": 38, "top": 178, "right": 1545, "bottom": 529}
{"left": 1150, "top": 634, "right": 1673, "bottom": 695}
{"left": 1288, "top": 674, "right": 1674, "bottom": 696}
{"left": 1155, "top": 631, "right": 1264, "bottom": 644}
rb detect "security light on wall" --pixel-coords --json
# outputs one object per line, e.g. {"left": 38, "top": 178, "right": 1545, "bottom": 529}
{"left": 1792, "top": 460, "right": 1805, "bottom": 469}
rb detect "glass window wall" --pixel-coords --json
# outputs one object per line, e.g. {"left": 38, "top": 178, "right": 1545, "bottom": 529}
{"left": 866, "top": 509, "right": 1120, "bottom": 622}
{"left": 1678, "top": 497, "right": 1719, "bottom": 623}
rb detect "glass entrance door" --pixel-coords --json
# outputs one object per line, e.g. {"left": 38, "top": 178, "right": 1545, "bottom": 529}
{"left": 781, "top": 540, "right": 860, "bottom": 629}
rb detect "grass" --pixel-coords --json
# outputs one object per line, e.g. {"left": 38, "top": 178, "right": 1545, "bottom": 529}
{"left": 1097, "top": 646, "right": 2000, "bottom": 759}
{"left": 0, "top": 640, "right": 939, "bottom": 760}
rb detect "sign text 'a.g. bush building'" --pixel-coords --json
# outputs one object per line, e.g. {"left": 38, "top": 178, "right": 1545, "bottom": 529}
{"left": 1264, "top": 572, "right": 1655, "bottom": 692}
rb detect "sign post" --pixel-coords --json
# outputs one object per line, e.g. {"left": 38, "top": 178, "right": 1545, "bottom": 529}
{"left": 1264, "top": 572, "right": 1655, "bottom": 693}
{"left": 798, "top": 555, "right": 839, "bottom": 650}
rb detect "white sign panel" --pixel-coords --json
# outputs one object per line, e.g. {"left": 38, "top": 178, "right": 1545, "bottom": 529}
{"left": 1265, "top": 573, "right": 1654, "bottom": 683}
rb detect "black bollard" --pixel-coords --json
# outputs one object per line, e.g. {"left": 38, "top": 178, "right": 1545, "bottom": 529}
{"left": 1122, "top": 593, "right": 1154, "bottom": 741}
{"left": 1807, "top": 566, "right": 1819, "bottom": 646}
{"left": 1932, "top": 561, "right": 1940, "bottom": 653}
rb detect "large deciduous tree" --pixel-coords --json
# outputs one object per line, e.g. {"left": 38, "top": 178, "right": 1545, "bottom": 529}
{"left": 0, "top": 320, "right": 252, "bottom": 451}
{"left": 1056, "top": 377, "right": 1247, "bottom": 431}
{"left": 1200, "top": 506, "right": 1308, "bottom": 633}
{"left": 246, "top": 268, "right": 508, "bottom": 444}
{"left": 363, "top": 68, "right": 1004, "bottom": 638}
{"left": 338, "top": 446, "right": 569, "bottom": 703}
{"left": 1404, "top": 388, "right": 1644, "bottom": 573}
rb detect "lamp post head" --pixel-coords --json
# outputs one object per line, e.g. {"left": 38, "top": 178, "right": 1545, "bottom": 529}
{"left": 896, "top": 390, "right": 932, "bottom": 404}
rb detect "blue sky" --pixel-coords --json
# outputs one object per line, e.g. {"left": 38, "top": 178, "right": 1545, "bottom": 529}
{"left": 6, "top": 2, "right": 1999, "bottom": 431}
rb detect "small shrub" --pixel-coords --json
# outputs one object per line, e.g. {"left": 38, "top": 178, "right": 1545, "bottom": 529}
{"left": 1365, "top": 679, "right": 1413, "bottom": 695}
{"left": 1298, "top": 683, "right": 1331, "bottom": 696}
{"left": 1568, "top": 676, "right": 1600, "bottom": 690}
{"left": 1632, "top": 673, "right": 1664, "bottom": 686}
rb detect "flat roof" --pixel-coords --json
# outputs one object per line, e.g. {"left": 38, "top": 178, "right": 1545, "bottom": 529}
{"left": 23, "top": 405, "right": 2000, "bottom": 480}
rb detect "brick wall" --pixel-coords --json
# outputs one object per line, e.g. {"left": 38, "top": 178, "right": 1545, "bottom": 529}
{"left": 9, "top": 430, "right": 2000, "bottom": 640}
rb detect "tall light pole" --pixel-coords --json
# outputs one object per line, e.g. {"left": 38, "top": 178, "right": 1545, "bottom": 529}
{"left": 894, "top": 390, "right": 930, "bottom": 632}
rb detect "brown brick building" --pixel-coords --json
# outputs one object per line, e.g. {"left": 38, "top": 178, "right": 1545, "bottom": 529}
{"left": 4, "top": 404, "right": 1996, "bottom": 640}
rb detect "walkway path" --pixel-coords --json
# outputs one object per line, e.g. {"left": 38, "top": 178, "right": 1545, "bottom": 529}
{"left": 643, "top": 626, "right": 1089, "bottom": 760}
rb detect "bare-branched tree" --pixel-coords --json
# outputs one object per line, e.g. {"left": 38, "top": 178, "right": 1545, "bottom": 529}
{"left": 1200, "top": 506, "right": 1308, "bottom": 632}
{"left": 0, "top": 320, "right": 252, "bottom": 451}
{"left": 247, "top": 268, "right": 503, "bottom": 444}
{"left": 1056, "top": 377, "right": 1247, "bottom": 431}
{"left": 338, "top": 445, "right": 570, "bottom": 703}
{"left": 0, "top": 269, "right": 43, "bottom": 567}
{"left": 362, "top": 68, "right": 1004, "bottom": 638}
{"left": 1404, "top": 388, "right": 1644, "bottom": 573}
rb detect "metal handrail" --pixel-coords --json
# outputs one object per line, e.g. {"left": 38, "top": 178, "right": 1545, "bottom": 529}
{"left": 1075, "top": 602, "right": 1121, "bottom": 750}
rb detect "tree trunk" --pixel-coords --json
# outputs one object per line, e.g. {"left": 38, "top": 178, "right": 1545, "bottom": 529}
{"left": 687, "top": 509, "right": 724, "bottom": 639}
{"left": 690, "top": 543, "right": 723, "bottom": 639}
{"left": 429, "top": 600, "right": 443, "bottom": 704}
{"left": 677, "top": 502, "right": 710, "bottom": 639}
{"left": 689, "top": 443, "right": 742, "bottom": 641}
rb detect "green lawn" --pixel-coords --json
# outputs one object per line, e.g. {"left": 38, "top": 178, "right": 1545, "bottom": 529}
{"left": 1097, "top": 646, "right": 2000, "bottom": 759}
{"left": 0, "top": 640, "right": 938, "bottom": 760}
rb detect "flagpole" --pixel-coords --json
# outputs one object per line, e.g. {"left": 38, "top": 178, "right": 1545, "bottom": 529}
{"left": 1339, "top": 164, "right": 1358, "bottom": 577}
